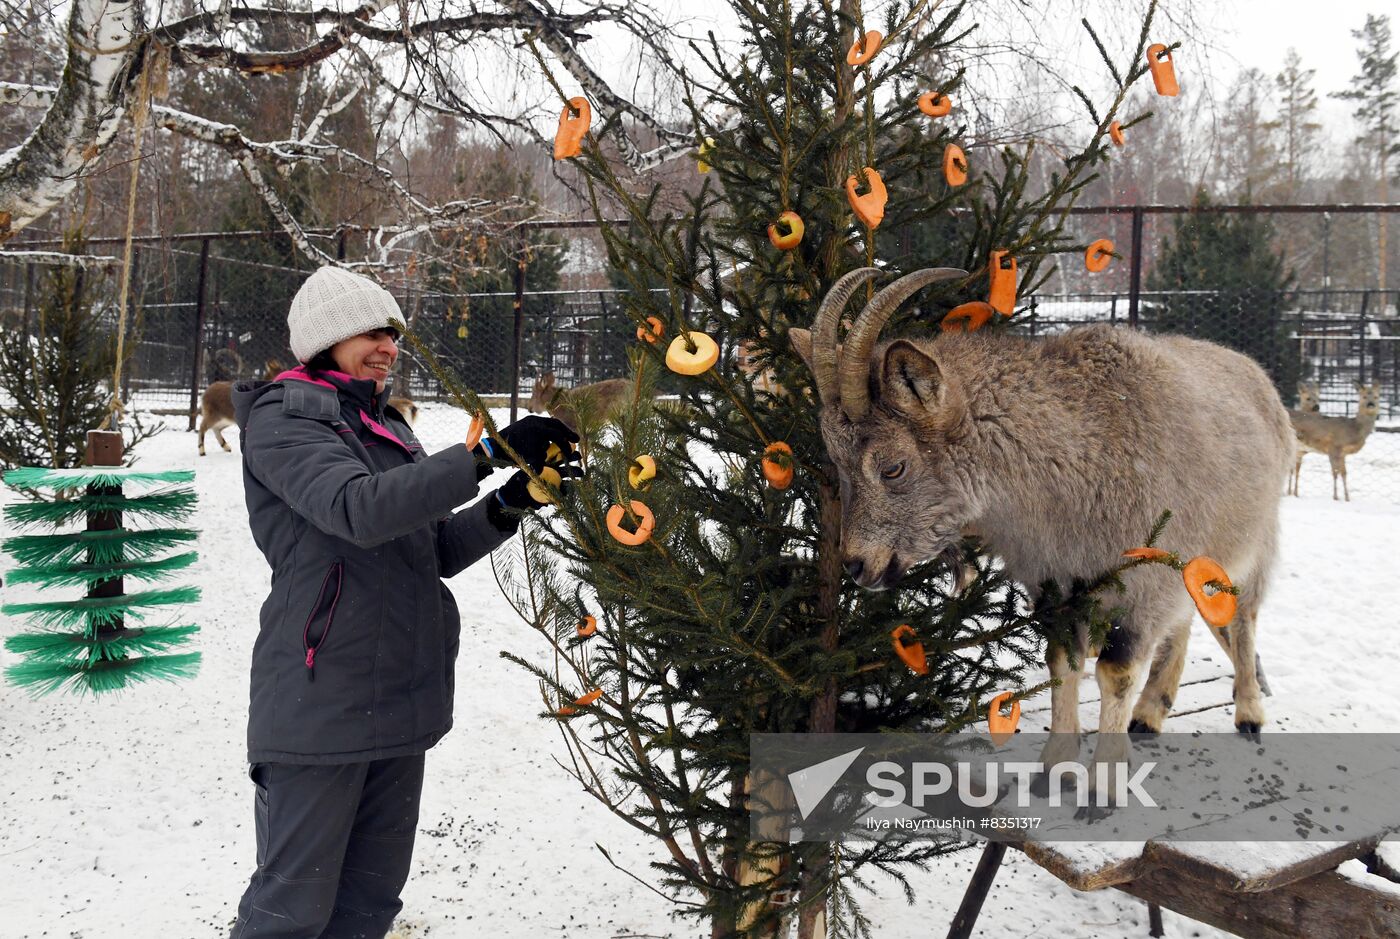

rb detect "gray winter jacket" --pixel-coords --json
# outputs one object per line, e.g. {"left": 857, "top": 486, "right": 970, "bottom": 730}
{"left": 233, "top": 367, "right": 513, "bottom": 764}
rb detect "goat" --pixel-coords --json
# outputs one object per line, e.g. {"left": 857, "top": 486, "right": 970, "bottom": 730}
{"left": 789, "top": 267, "right": 1293, "bottom": 788}
{"left": 1289, "top": 382, "right": 1383, "bottom": 501}
{"left": 1286, "top": 381, "right": 1320, "bottom": 496}
{"left": 198, "top": 359, "right": 281, "bottom": 456}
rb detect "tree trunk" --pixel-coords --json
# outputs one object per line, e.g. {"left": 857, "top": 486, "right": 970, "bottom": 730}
{"left": 0, "top": 0, "right": 145, "bottom": 239}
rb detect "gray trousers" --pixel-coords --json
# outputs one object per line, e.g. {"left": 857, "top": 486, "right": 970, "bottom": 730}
{"left": 231, "top": 755, "right": 426, "bottom": 939}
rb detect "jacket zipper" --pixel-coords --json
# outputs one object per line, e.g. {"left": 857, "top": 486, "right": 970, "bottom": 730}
{"left": 302, "top": 558, "right": 344, "bottom": 681}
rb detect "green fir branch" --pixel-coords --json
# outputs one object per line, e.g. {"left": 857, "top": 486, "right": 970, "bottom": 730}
{"left": 3, "top": 489, "right": 197, "bottom": 529}
{"left": 5, "top": 652, "right": 201, "bottom": 697}
{"left": 3, "top": 467, "right": 195, "bottom": 491}
{"left": 6, "top": 552, "right": 199, "bottom": 589}
{"left": 2, "top": 586, "right": 202, "bottom": 629}
{"left": 1, "top": 528, "right": 199, "bottom": 566}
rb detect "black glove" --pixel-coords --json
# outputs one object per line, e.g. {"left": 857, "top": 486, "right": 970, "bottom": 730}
{"left": 473, "top": 415, "right": 580, "bottom": 480}
{"left": 487, "top": 463, "right": 585, "bottom": 531}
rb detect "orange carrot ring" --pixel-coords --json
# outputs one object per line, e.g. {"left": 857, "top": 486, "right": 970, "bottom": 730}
{"left": 606, "top": 500, "right": 655, "bottom": 546}
{"left": 988, "top": 251, "right": 1017, "bottom": 315}
{"left": 636, "top": 316, "right": 665, "bottom": 344}
{"left": 1109, "top": 121, "right": 1126, "bottom": 146}
{"left": 846, "top": 30, "right": 883, "bottom": 66}
{"left": 628, "top": 455, "right": 656, "bottom": 489}
{"left": 1085, "top": 239, "right": 1115, "bottom": 273}
{"left": 665, "top": 332, "right": 720, "bottom": 375}
{"left": 465, "top": 413, "right": 486, "bottom": 450}
{"left": 577, "top": 615, "right": 598, "bottom": 637}
{"left": 845, "top": 167, "right": 887, "bottom": 229}
{"left": 555, "top": 705, "right": 577, "bottom": 717}
{"left": 553, "top": 97, "right": 591, "bottom": 160}
{"left": 941, "top": 301, "right": 995, "bottom": 333}
{"left": 1122, "top": 547, "right": 1170, "bottom": 561}
{"left": 1183, "top": 556, "right": 1236, "bottom": 628}
{"left": 1147, "top": 44, "right": 1179, "bottom": 97}
{"left": 890, "top": 624, "right": 929, "bottom": 676}
{"left": 988, "top": 692, "right": 1020, "bottom": 745}
{"left": 574, "top": 688, "right": 603, "bottom": 707}
{"left": 918, "top": 91, "right": 952, "bottom": 118}
{"left": 943, "top": 144, "right": 968, "bottom": 187}
{"left": 761, "top": 442, "right": 794, "bottom": 490}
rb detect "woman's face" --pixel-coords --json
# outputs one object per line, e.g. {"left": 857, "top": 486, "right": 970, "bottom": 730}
{"left": 329, "top": 329, "right": 399, "bottom": 392}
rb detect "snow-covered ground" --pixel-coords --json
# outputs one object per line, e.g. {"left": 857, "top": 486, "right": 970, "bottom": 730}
{"left": 2, "top": 403, "right": 1399, "bottom": 939}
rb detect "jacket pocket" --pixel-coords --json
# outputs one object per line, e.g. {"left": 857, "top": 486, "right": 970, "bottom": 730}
{"left": 302, "top": 558, "right": 344, "bottom": 681}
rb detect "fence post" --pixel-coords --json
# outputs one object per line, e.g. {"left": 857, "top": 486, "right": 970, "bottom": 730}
{"left": 510, "top": 250, "right": 526, "bottom": 422}
{"left": 1359, "top": 303, "right": 1368, "bottom": 385}
{"left": 1128, "top": 206, "right": 1144, "bottom": 329}
{"left": 187, "top": 238, "right": 211, "bottom": 432}
{"left": 337, "top": 229, "right": 347, "bottom": 262}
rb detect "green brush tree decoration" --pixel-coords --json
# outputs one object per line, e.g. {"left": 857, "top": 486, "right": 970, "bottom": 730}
{"left": 2, "top": 466, "right": 202, "bottom": 695}
{"left": 411, "top": 1, "right": 1170, "bottom": 934}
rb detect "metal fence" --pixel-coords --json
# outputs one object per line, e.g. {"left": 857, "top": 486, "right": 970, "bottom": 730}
{"left": 2, "top": 205, "right": 1399, "bottom": 501}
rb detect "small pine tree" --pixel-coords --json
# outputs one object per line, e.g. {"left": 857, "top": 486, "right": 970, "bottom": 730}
{"left": 0, "top": 231, "right": 155, "bottom": 469}
{"left": 428, "top": 1, "right": 1168, "bottom": 934}
{"left": 1145, "top": 190, "right": 1300, "bottom": 404}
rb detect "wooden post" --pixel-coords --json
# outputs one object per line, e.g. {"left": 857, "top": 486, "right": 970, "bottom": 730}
{"left": 187, "top": 238, "right": 211, "bottom": 432}
{"left": 1128, "top": 206, "right": 1144, "bottom": 329}
{"left": 1148, "top": 902, "right": 1165, "bottom": 937}
{"left": 84, "top": 430, "right": 125, "bottom": 636}
{"left": 510, "top": 250, "right": 526, "bottom": 422}
{"left": 945, "top": 841, "right": 1008, "bottom": 939}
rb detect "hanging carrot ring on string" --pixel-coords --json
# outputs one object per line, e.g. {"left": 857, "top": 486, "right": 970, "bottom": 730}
{"left": 1109, "top": 121, "right": 1126, "bottom": 146}
{"left": 1085, "top": 239, "right": 1115, "bottom": 273}
{"left": 988, "top": 251, "right": 1018, "bottom": 315}
{"left": 918, "top": 91, "right": 952, "bottom": 117}
{"left": 943, "top": 144, "right": 968, "bottom": 187}
{"left": 846, "top": 30, "right": 883, "bottom": 66}
{"left": 606, "top": 500, "right": 655, "bottom": 546}
{"left": 553, "top": 97, "right": 590, "bottom": 160}
{"left": 761, "top": 442, "right": 794, "bottom": 490}
{"left": 845, "top": 167, "right": 887, "bottom": 229}
{"left": 890, "top": 624, "right": 929, "bottom": 676}
{"left": 1146, "top": 43, "right": 1180, "bottom": 97}
{"left": 940, "top": 301, "right": 995, "bottom": 333}
{"left": 577, "top": 615, "right": 598, "bottom": 638}
{"left": 988, "top": 692, "right": 1020, "bottom": 745}
{"left": 465, "top": 413, "right": 486, "bottom": 450}
{"left": 636, "top": 316, "right": 665, "bottom": 344}
{"left": 1183, "top": 556, "right": 1237, "bottom": 628}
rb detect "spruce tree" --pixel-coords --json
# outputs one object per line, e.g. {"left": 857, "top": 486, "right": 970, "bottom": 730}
{"left": 447, "top": 1, "right": 1168, "bottom": 934}
{"left": 1145, "top": 190, "right": 1300, "bottom": 404}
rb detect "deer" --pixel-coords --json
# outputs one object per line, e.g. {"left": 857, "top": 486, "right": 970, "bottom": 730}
{"left": 527, "top": 371, "right": 636, "bottom": 458}
{"left": 1286, "top": 381, "right": 1320, "bottom": 496}
{"left": 789, "top": 267, "right": 1294, "bottom": 799}
{"left": 198, "top": 359, "right": 282, "bottom": 456}
{"left": 1289, "top": 382, "right": 1383, "bottom": 501}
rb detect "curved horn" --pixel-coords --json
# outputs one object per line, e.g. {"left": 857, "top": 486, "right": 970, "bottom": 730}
{"left": 810, "top": 267, "right": 882, "bottom": 406}
{"left": 839, "top": 267, "right": 967, "bottom": 420}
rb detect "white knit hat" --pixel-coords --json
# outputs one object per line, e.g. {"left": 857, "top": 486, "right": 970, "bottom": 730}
{"left": 287, "top": 266, "right": 405, "bottom": 363}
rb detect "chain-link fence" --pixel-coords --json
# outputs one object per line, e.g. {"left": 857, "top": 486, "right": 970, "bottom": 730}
{"left": 2, "top": 205, "right": 1398, "bottom": 500}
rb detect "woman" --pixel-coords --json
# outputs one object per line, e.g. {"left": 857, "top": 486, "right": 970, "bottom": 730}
{"left": 229, "top": 265, "right": 579, "bottom": 938}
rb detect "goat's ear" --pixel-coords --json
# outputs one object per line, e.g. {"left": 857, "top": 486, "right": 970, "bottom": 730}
{"left": 881, "top": 340, "right": 944, "bottom": 414}
{"left": 789, "top": 328, "right": 814, "bottom": 373}
{"left": 540, "top": 371, "right": 555, "bottom": 388}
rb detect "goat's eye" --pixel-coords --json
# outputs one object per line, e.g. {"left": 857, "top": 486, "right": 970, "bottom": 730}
{"left": 881, "top": 461, "right": 906, "bottom": 480}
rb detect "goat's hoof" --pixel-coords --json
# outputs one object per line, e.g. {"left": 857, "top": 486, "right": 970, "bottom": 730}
{"left": 1029, "top": 771, "right": 1074, "bottom": 799}
{"left": 221, "top": 444, "right": 231, "bottom": 452}
{"left": 1236, "top": 721, "right": 1263, "bottom": 743}
{"left": 1074, "top": 803, "right": 1115, "bottom": 823}
{"left": 1127, "top": 719, "right": 1160, "bottom": 738}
